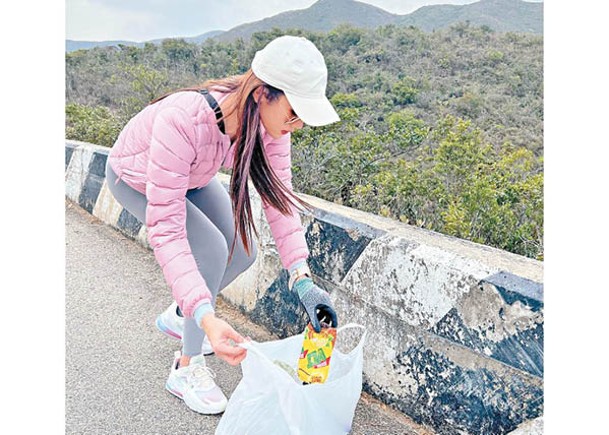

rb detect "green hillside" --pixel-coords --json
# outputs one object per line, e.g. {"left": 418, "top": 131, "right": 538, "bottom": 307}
{"left": 65, "top": 24, "right": 543, "bottom": 259}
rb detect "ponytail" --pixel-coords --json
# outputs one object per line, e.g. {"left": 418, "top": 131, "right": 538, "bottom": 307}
{"left": 227, "top": 74, "right": 312, "bottom": 260}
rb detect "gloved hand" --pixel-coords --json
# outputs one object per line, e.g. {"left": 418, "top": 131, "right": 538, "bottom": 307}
{"left": 292, "top": 277, "right": 338, "bottom": 332}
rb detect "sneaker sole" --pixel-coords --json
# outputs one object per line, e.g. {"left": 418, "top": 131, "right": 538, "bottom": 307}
{"left": 165, "top": 382, "right": 184, "bottom": 398}
{"left": 165, "top": 382, "right": 227, "bottom": 415}
{"left": 201, "top": 344, "right": 215, "bottom": 357}
{"left": 156, "top": 316, "right": 182, "bottom": 340}
{"left": 183, "top": 391, "right": 227, "bottom": 415}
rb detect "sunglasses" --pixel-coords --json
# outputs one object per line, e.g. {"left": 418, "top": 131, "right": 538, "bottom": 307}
{"left": 285, "top": 115, "right": 301, "bottom": 125}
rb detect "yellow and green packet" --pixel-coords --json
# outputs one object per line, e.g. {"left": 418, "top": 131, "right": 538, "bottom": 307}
{"left": 297, "top": 322, "right": 337, "bottom": 384}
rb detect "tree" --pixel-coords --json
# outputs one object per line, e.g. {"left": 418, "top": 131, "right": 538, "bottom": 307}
{"left": 111, "top": 63, "right": 170, "bottom": 115}
{"left": 392, "top": 77, "right": 419, "bottom": 105}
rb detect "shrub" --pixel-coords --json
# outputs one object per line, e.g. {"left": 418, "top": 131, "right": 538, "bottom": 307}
{"left": 65, "top": 103, "right": 124, "bottom": 147}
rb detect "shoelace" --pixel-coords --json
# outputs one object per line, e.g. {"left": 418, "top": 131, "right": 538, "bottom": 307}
{"left": 189, "top": 365, "right": 217, "bottom": 390}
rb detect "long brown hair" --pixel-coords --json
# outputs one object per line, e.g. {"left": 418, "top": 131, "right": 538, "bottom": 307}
{"left": 150, "top": 70, "right": 313, "bottom": 260}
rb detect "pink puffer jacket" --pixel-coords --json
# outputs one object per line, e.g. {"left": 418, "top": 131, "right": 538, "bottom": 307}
{"left": 108, "top": 90, "right": 309, "bottom": 317}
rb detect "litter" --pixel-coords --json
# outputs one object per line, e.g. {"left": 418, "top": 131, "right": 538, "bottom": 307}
{"left": 215, "top": 324, "right": 367, "bottom": 435}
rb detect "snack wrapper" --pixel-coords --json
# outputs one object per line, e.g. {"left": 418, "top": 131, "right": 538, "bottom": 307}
{"left": 297, "top": 323, "right": 337, "bottom": 384}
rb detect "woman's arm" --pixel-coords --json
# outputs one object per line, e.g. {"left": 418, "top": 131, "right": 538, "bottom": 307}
{"left": 262, "top": 134, "right": 338, "bottom": 331}
{"left": 146, "top": 105, "right": 246, "bottom": 364}
{"left": 146, "top": 105, "right": 215, "bottom": 318}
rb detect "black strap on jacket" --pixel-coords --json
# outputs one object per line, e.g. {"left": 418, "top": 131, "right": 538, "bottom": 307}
{"left": 198, "top": 89, "right": 226, "bottom": 135}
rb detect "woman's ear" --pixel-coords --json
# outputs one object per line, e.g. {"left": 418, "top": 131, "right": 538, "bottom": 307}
{"left": 253, "top": 86, "right": 264, "bottom": 104}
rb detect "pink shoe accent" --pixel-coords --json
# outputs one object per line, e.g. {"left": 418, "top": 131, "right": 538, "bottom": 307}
{"left": 166, "top": 383, "right": 183, "bottom": 398}
{"left": 156, "top": 316, "right": 182, "bottom": 340}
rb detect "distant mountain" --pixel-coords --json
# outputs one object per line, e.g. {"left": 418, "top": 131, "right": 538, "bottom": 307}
{"left": 66, "top": 0, "right": 542, "bottom": 52}
{"left": 214, "top": 0, "right": 397, "bottom": 42}
{"left": 395, "top": 0, "right": 543, "bottom": 33}
{"left": 148, "top": 30, "right": 225, "bottom": 46}
{"left": 66, "top": 39, "right": 137, "bottom": 52}
{"left": 214, "top": 0, "right": 542, "bottom": 42}
{"left": 66, "top": 30, "right": 223, "bottom": 53}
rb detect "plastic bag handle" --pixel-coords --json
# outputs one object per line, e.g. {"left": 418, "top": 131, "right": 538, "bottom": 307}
{"left": 336, "top": 323, "right": 366, "bottom": 334}
{"left": 236, "top": 341, "right": 305, "bottom": 384}
{"left": 335, "top": 323, "right": 367, "bottom": 355}
{"left": 237, "top": 340, "right": 278, "bottom": 368}
{"left": 238, "top": 340, "right": 267, "bottom": 356}
{"left": 237, "top": 323, "right": 368, "bottom": 361}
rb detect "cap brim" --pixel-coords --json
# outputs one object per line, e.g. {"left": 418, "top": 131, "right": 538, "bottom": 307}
{"left": 284, "top": 93, "right": 340, "bottom": 127}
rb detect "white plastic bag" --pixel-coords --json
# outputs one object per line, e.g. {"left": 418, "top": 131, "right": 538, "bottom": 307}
{"left": 215, "top": 324, "right": 367, "bottom": 435}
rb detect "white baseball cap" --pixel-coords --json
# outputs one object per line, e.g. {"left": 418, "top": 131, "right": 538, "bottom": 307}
{"left": 251, "top": 35, "right": 340, "bottom": 127}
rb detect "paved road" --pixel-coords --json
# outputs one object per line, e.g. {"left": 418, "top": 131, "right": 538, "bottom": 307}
{"left": 65, "top": 200, "right": 433, "bottom": 435}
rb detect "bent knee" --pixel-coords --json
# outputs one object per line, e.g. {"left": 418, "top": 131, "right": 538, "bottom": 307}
{"left": 232, "top": 238, "right": 258, "bottom": 271}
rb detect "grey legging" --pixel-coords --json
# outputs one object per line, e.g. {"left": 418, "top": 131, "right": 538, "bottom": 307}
{"left": 105, "top": 163, "right": 257, "bottom": 356}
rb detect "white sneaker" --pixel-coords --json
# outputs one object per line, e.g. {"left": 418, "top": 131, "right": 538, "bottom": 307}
{"left": 156, "top": 301, "right": 184, "bottom": 339}
{"left": 165, "top": 351, "right": 228, "bottom": 414}
{"left": 156, "top": 301, "right": 214, "bottom": 355}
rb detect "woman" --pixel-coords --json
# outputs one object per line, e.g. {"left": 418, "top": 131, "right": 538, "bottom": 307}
{"left": 105, "top": 35, "right": 339, "bottom": 414}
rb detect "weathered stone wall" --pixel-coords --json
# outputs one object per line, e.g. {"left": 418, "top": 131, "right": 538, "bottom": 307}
{"left": 66, "top": 140, "right": 543, "bottom": 434}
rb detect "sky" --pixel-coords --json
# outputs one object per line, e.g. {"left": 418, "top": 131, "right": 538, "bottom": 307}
{"left": 66, "top": 0, "right": 540, "bottom": 42}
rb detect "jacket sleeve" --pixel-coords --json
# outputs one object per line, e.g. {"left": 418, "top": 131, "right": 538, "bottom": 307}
{"left": 262, "top": 134, "right": 310, "bottom": 270}
{"left": 145, "top": 106, "right": 213, "bottom": 318}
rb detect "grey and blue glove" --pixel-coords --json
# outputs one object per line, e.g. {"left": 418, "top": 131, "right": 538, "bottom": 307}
{"left": 293, "top": 277, "right": 338, "bottom": 332}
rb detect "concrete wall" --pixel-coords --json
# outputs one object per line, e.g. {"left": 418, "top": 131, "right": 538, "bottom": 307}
{"left": 66, "top": 140, "right": 543, "bottom": 435}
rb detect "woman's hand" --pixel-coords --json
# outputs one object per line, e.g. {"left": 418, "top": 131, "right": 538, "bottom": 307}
{"left": 200, "top": 314, "right": 248, "bottom": 365}
{"left": 293, "top": 277, "right": 338, "bottom": 332}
